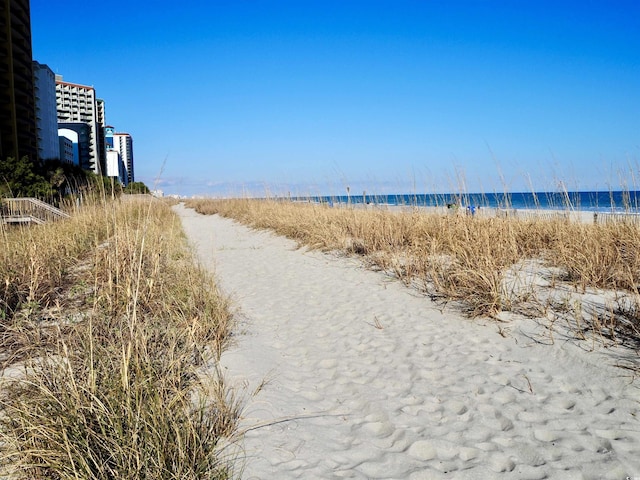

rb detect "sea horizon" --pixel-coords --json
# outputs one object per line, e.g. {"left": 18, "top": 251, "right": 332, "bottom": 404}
{"left": 289, "top": 190, "right": 640, "bottom": 213}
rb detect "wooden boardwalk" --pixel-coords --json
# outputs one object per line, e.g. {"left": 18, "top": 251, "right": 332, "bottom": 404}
{"left": 1, "top": 198, "right": 70, "bottom": 225}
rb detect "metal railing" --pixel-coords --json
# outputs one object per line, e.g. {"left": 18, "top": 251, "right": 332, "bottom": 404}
{"left": 1, "top": 198, "right": 70, "bottom": 225}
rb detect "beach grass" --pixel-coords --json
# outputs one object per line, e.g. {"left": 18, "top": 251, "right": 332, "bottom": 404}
{"left": 186, "top": 198, "right": 640, "bottom": 349}
{"left": 0, "top": 195, "right": 239, "bottom": 479}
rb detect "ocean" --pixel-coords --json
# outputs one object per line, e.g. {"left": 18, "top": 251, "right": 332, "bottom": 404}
{"left": 297, "top": 191, "right": 640, "bottom": 213}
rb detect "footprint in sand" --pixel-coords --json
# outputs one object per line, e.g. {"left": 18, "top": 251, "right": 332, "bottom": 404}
{"left": 407, "top": 440, "right": 438, "bottom": 461}
{"left": 488, "top": 453, "right": 516, "bottom": 472}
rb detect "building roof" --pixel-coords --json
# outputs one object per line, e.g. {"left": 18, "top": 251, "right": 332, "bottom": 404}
{"left": 32, "top": 60, "right": 53, "bottom": 71}
{"left": 56, "top": 79, "right": 95, "bottom": 91}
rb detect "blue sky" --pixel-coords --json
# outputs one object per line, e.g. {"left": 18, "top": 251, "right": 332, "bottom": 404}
{"left": 31, "top": 1, "right": 639, "bottom": 196}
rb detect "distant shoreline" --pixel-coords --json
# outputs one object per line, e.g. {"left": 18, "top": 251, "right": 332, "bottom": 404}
{"left": 283, "top": 190, "right": 640, "bottom": 214}
{"left": 295, "top": 202, "right": 638, "bottom": 225}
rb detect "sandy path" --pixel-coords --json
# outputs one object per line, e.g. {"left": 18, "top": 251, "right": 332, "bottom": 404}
{"left": 175, "top": 204, "right": 640, "bottom": 480}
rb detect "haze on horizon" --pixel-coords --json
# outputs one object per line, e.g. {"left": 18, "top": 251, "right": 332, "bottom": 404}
{"left": 30, "top": 0, "right": 639, "bottom": 197}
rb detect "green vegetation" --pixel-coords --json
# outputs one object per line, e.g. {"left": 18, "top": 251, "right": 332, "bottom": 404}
{"left": 0, "top": 156, "right": 98, "bottom": 200}
{"left": 0, "top": 156, "right": 50, "bottom": 197}
{"left": 0, "top": 157, "right": 152, "bottom": 203}
{"left": 123, "top": 181, "right": 151, "bottom": 194}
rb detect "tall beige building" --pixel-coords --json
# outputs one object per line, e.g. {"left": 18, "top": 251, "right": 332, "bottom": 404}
{"left": 55, "top": 75, "right": 105, "bottom": 173}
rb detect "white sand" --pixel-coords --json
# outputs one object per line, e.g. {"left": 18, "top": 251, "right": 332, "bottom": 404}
{"left": 175, "top": 204, "right": 640, "bottom": 480}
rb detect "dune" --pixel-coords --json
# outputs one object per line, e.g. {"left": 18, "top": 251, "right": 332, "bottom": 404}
{"left": 175, "top": 203, "right": 640, "bottom": 480}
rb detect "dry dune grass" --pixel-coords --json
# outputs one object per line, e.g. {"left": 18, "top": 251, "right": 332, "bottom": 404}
{"left": 187, "top": 198, "right": 640, "bottom": 350}
{"left": 0, "top": 195, "right": 239, "bottom": 479}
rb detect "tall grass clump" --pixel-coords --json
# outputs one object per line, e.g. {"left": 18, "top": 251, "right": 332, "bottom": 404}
{"left": 546, "top": 221, "right": 640, "bottom": 292}
{"left": 0, "top": 195, "right": 239, "bottom": 479}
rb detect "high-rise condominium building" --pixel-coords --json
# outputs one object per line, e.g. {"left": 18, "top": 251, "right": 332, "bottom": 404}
{"left": 55, "top": 75, "right": 106, "bottom": 174}
{"left": 33, "top": 61, "right": 58, "bottom": 161}
{"left": 113, "top": 133, "right": 134, "bottom": 184}
{"left": 58, "top": 133, "right": 74, "bottom": 164}
{"left": 96, "top": 98, "right": 106, "bottom": 169}
{"left": 58, "top": 123, "right": 90, "bottom": 169}
{"left": 0, "top": 0, "right": 37, "bottom": 161}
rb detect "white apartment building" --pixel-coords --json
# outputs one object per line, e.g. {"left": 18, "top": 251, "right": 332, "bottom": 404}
{"left": 33, "top": 61, "right": 59, "bottom": 161}
{"left": 106, "top": 149, "right": 127, "bottom": 185}
{"left": 113, "top": 133, "right": 134, "bottom": 184}
{"left": 55, "top": 75, "right": 104, "bottom": 174}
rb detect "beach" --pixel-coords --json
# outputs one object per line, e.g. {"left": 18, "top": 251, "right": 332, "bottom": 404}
{"left": 176, "top": 204, "right": 640, "bottom": 479}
